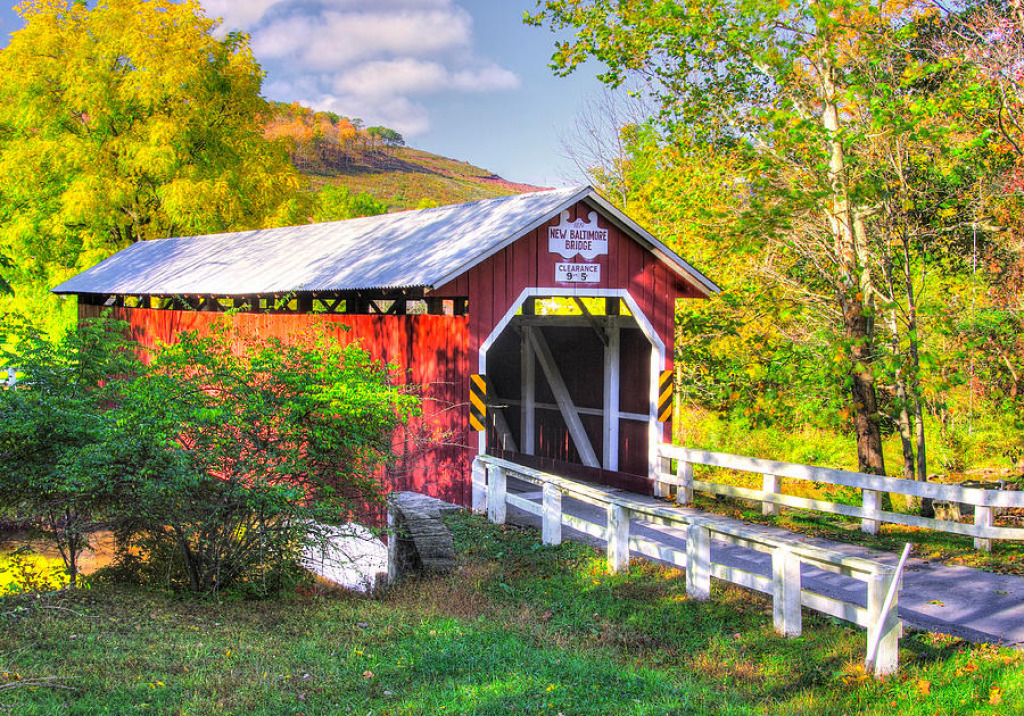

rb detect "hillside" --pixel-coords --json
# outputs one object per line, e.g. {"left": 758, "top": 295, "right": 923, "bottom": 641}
{"left": 265, "top": 102, "right": 548, "bottom": 210}
{"left": 306, "top": 146, "right": 548, "bottom": 211}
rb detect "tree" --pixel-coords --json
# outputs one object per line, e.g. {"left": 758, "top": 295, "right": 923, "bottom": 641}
{"left": 0, "top": 316, "right": 140, "bottom": 587}
{"left": 529, "top": 0, "right": 990, "bottom": 475}
{"left": 91, "top": 323, "right": 418, "bottom": 596}
{"left": 312, "top": 185, "right": 389, "bottom": 223}
{"left": 367, "top": 126, "right": 405, "bottom": 151}
{"left": 0, "top": 253, "right": 11, "bottom": 295}
{"left": 0, "top": 0, "right": 301, "bottom": 314}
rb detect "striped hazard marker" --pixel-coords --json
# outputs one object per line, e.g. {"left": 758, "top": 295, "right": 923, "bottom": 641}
{"left": 469, "top": 374, "right": 488, "bottom": 431}
{"left": 657, "top": 370, "right": 674, "bottom": 423}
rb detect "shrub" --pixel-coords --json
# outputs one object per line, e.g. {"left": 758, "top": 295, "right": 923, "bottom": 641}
{"left": 91, "top": 323, "right": 418, "bottom": 596}
{"left": 0, "top": 316, "right": 138, "bottom": 587}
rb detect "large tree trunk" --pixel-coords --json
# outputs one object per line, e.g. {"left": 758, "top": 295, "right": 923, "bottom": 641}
{"left": 821, "top": 60, "right": 887, "bottom": 476}
{"left": 844, "top": 301, "right": 887, "bottom": 475}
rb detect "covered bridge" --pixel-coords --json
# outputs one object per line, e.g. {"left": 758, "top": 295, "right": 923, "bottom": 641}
{"left": 53, "top": 186, "right": 719, "bottom": 506}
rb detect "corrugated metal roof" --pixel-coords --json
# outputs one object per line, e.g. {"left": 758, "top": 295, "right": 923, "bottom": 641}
{"left": 52, "top": 186, "right": 720, "bottom": 297}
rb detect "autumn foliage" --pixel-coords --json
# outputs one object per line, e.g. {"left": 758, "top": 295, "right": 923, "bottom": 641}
{"left": 263, "top": 102, "right": 405, "bottom": 174}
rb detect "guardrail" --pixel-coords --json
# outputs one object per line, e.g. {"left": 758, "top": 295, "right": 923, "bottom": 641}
{"left": 656, "top": 445, "right": 1024, "bottom": 552}
{"left": 473, "top": 454, "right": 904, "bottom": 677}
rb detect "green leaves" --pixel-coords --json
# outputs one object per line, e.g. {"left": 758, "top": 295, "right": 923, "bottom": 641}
{"left": 98, "top": 321, "right": 418, "bottom": 596}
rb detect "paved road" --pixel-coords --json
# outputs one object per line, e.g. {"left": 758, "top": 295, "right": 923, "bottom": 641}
{"left": 502, "top": 477, "right": 1024, "bottom": 648}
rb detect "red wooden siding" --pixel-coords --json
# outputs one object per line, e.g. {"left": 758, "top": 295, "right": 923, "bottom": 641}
{"left": 80, "top": 304, "right": 472, "bottom": 506}
{"left": 75, "top": 197, "right": 707, "bottom": 505}
{"left": 453, "top": 200, "right": 696, "bottom": 365}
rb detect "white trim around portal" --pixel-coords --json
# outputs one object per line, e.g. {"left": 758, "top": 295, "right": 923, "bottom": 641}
{"left": 477, "top": 287, "right": 667, "bottom": 480}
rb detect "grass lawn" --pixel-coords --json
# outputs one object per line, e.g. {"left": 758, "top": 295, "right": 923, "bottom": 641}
{"left": 1, "top": 513, "right": 1022, "bottom": 715}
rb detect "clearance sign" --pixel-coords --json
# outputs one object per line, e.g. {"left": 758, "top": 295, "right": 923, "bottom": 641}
{"left": 549, "top": 210, "right": 608, "bottom": 283}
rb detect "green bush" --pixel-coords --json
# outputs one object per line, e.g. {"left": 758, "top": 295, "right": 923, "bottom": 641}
{"left": 2, "top": 317, "right": 418, "bottom": 597}
{"left": 91, "top": 322, "right": 418, "bottom": 596}
{"left": 0, "top": 316, "right": 139, "bottom": 587}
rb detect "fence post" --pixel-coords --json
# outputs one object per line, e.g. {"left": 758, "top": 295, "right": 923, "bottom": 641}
{"left": 471, "top": 458, "right": 488, "bottom": 514}
{"left": 686, "top": 523, "right": 711, "bottom": 600}
{"left": 386, "top": 496, "right": 399, "bottom": 585}
{"left": 653, "top": 455, "right": 671, "bottom": 498}
{"left": 861, "top": 489, "right": 880, "bottom": 535}
{"left": 974, "top": 505, "right": 993, "bottom": 552}
{"left": 772, "top": 547, "right": 802, "bottom": 637}
{"left": 678, "top": 460, "right": 694, "bottom": 504}
{"left": 542, "top": 483, "right": 562, "bottom": 546}
{"left": 762, "top": 474, "right": 780, "bottom": 517}
{"left": 866, "top": 569, "right": 900, "bottom": 677}
{"left": 606, "top": 503, "right": 630, "bottom": 573}
{"left": 487, "top": 465, "right": 506, "bottom": 525}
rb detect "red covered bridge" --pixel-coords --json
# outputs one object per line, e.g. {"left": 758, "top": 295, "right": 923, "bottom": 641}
{"left": 53, "top": 186, "right": 719, "bottom": 506}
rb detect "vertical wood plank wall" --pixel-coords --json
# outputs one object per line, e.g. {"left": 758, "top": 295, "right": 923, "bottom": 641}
{"left": 80, "top": 305, "right": 472, "bottom": 507}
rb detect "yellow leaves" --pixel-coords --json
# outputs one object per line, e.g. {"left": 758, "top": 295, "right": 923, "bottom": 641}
{"left": 915, "top": 678, "right": 931, "bottom": 696}
{"left": 989, "top": 685, "right": 1003, "bottom": 706}
{"left": 0, "top": 0, "right": 301, "bottom": 290}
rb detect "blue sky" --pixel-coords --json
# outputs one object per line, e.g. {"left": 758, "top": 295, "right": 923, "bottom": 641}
{"left": 1, "top": 1, "right": 608, "bottom": 187}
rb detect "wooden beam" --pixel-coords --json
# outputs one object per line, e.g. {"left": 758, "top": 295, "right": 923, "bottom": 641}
{"left": 517, "top": 315, "right": 634, "bottom": 329}
{"left": 573, "top": 297, "right": 608, "bottom": 347}
{"left": 491, "top": 406, "right": 519, "bottom": 453}
{"left": 528, "top": 328, "right": 600, "bottom": 468}
{"left": 520, "top": 324, "right": 536, "bottom": 455}
{"left": 503, "top": 398, "right": 648, "bottom": 423}
{"left": 603, "top": 318, "right": 620, "bottom": 471}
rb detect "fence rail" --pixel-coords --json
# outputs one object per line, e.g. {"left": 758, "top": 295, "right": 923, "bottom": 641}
{"left": 473, "top": 454, "right": 904, "bottom": 677}
{"left": 656, "top": 445, "right": 1024, "bottom": 552}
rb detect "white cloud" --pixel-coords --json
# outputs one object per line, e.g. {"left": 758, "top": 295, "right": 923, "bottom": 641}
{"left": 200, "top": 0, "right": 519, "bottom": 137}
{"left": 200, "top": 0, "right": 281, "bottom": 31}
{"left": 333, "top": 59, "right": 519, "bottom": 98}
{"left": 252, "top": 9, "right": 473, "bottom": 71}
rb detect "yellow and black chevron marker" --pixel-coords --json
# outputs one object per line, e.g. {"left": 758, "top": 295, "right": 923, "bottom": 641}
{"left": 470, "top": 374, "right": 488, "bottom": 431}
{"left": 658, "top": 370, "right": 674, "bottom": 423}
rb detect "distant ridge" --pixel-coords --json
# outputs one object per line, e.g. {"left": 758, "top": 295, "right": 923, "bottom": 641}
{"left": 265, "top": 102, "right": 549, "bottom": 210}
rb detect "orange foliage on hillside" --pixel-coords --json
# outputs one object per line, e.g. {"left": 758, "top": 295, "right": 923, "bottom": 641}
{"left": 263, "top": 102, "right": 402, "bottom": 174}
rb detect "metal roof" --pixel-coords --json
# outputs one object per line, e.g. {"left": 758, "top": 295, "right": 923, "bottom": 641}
{"left": 52, "top": 186, "right": 720, "bottom": 297}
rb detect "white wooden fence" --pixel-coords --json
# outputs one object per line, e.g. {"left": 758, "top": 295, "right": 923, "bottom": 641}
{"left": 657, "top": 445, "right": 1024, "bottom": 552}
{"left": 473, "top": 454, "right": 904, "bottom": 677}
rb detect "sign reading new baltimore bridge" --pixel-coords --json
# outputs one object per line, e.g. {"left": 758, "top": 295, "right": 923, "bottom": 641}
{"left": 548, "top": 210, "right": 609, "bottom": 283}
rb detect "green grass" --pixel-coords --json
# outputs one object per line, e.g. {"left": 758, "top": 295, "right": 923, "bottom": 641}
{"left": 1, "top": 513, "right": 1022, "bottom": 715}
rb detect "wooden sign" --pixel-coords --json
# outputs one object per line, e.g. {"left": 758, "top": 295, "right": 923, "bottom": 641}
{"left": 554, "top": 262, "right": 601, "bottom": 283}
{"left": 548, "top": 210, "right": 609, "bottom": 260}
